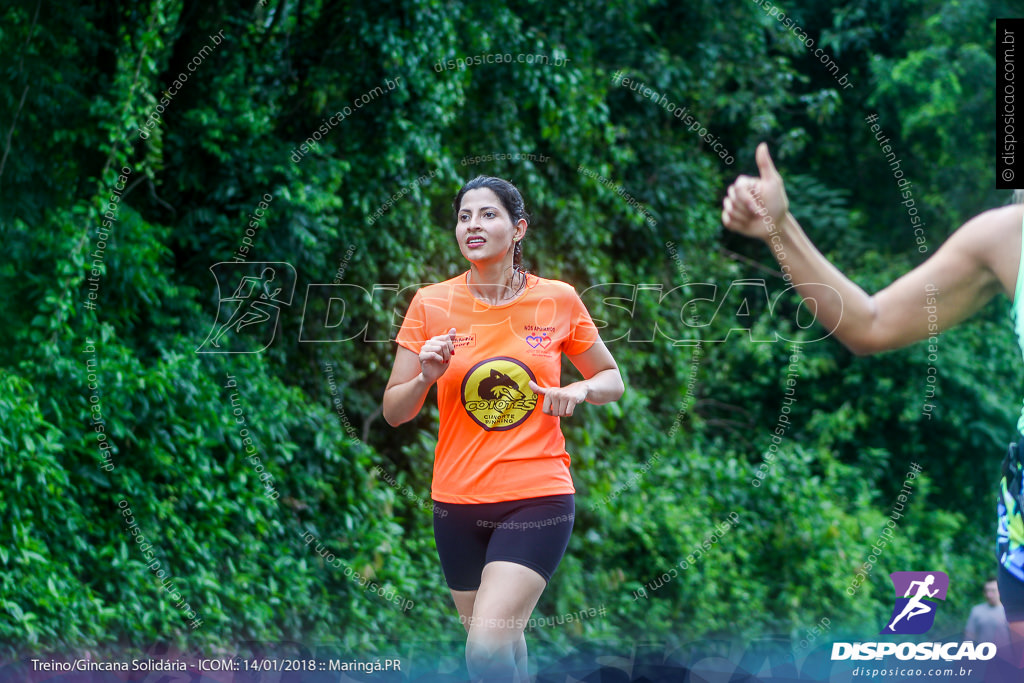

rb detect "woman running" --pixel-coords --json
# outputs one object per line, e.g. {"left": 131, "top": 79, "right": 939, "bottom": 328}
{"left": 722, "top": 143, "right": 1024, "bottom": 663}
{"left": 383, "top": 175, "right": 624, "bottom": 682}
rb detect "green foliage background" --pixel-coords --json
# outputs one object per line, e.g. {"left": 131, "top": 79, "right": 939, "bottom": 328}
{"left": 1, "top": 0, "right": 1022, "bottom": 661}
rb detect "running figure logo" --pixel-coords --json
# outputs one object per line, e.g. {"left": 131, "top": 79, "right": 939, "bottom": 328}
{"left": 881, "top": 571, "right": 949, "bottom": 635}
{"left": 197, "top": 263, "right": 296, "bottom": 353}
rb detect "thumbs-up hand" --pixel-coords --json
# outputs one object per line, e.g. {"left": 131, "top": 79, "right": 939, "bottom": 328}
{"left": 528, "top": 380, "right": 589, "bottom": 417}
{"left": 721, "top": 142, "right": 791, "bottom": 242}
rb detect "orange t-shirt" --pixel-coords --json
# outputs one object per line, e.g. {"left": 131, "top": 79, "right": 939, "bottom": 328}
{"left": 395, "top": 272, "right": 599, "bottom": 503}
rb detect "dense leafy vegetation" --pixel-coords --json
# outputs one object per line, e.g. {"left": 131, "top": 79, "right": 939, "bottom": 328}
{"left": 1, "top": 0, "right": 1019, "bottom": 660}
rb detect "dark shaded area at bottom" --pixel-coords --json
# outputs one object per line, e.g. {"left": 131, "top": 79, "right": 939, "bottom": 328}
{"left": 1, "top": 637, "right": 1019, "bottom": 683}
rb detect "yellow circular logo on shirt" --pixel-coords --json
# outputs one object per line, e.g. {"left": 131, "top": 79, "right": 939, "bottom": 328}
{"left": 461, "top": 357, "right": 538, "bottom": 431}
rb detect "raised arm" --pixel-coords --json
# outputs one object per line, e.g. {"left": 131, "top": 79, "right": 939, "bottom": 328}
{"left": 721, "top": 143, "right": 1019, "bottom": 355}
{"left": 383, "top": 328, "right": 456, "bottom": 426}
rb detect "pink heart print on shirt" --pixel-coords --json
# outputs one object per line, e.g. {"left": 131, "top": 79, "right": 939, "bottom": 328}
{"left": 526, "top": 334, "right": 552, "bottom": 349}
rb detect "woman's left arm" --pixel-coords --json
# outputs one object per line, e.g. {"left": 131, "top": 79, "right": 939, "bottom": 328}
{"left": 528, "top": 338, "right": 624, "bottom": 416}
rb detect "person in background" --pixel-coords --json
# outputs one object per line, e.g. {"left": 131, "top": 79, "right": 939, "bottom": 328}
{"left": 965, "top": 577, "right": 1011, "bottom": 650}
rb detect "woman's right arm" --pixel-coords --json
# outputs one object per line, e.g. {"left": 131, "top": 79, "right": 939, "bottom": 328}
{"left": 721, "top": 143, "right": 1013, "bottom": 355}
{"left": 383, "top": 328, "right": 457, "bottom": 426}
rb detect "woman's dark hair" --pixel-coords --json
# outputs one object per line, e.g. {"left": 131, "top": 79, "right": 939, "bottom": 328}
{"left": 453, "top": 176, "right": 530, "bottom": 270}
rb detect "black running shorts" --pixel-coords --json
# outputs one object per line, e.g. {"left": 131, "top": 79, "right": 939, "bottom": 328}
{"left": 432, "top": 494, "right": 575, "bottom": 591}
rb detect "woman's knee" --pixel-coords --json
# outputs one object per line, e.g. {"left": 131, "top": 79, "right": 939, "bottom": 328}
{"left": 467, "top": 614, "right": 527, "bottom": 638}
{"left": 466, "top": 623, "right": 520, "bottom": 663}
